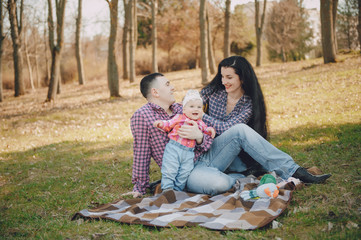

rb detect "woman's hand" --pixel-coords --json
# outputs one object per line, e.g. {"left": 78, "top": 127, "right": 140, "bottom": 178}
{"left": 178, "top": 120, "right": 203, "bottom": 144}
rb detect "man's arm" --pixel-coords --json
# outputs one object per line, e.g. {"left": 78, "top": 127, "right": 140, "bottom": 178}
{"left": 129, "top": 111, "right": 152, "bottom": 196}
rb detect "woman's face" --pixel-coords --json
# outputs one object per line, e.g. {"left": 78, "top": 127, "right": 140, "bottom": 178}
{"left": 221, "top": 67, "right": 243, "bottom": 96}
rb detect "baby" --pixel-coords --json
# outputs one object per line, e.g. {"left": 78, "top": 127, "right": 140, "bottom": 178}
{"left": 153, "top": 90, "right": 215, "bottom": 192}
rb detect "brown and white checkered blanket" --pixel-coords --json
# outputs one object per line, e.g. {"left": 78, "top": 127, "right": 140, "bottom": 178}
{"left": 72, "top": 177, "right": 296, "bottom": 230}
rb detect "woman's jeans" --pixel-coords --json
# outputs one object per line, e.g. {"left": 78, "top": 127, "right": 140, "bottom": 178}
{"left": 161, "top": 140, "right": 194, "bottom": 191}
{"left": 186, "top": 123, "right": 300, "bottom": 196}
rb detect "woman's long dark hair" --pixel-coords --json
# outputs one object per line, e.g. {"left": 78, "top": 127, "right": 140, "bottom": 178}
{"left": 203, "top": 56, "right": 268, "bottom": 139}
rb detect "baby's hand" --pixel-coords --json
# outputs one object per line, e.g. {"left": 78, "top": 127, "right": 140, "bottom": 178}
{"left": 206, "top": 127, "right": 216, "bottom": 138}
{"left": 153, "top": 120, "right": 163, "bottom": 128}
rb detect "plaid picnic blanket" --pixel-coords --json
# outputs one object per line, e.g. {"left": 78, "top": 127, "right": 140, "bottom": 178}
{"left": 72, "top": 176, "right": 297, "bottom": 230}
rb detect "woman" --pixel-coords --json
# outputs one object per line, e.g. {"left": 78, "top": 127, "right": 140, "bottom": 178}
{"left": 186, "top": 56, "right": 330, "bottom": 196}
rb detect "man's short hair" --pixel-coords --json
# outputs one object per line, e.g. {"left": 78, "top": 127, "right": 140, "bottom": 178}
{"left": 140, "top": 73, "right": 164, "bottom": 98}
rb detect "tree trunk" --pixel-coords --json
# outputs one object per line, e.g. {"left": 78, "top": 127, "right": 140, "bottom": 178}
{"left": 129, "top": 0, "right": 136, "bottom": 83}
{"left": 34, "top": 42, "right": 40, "bottom": 88}
{"left": 281, "top": 46, "right": 286, "bottom": 62}
{"left": 224, "top": 0, "right": 231, "bottom": 58}
{"left": 32, "top": 28, "right": 40, "bottom": 88}
{"left": 200, "top": 0, "right": 209, "bottom": 85}
{"left": 43, "top": 24, "right": 50, "bottom": 85}
{"left": 357, "top": 0, "right": 361, "bottom": 50}
{"left": 332, "top": 0, "right": 338, "bottom": 53}
{"left": 320, "top": 0, "right": 337, "bottom": 63}
{"left": 151, "top": 0, "right": 158, "bottom": 72}
{"left": 122, "top": 0, "right": 130, "bottom": 79}
{"left": 255, "top": 0, "right": 267, "bottom": 67}
{"left": 47, "top": 47, "right": 62, "bottom": 100}
{"left": 46, "top": 0, "right": 66, "bottom": 102}
{"left": 195, "top": 45, "right": 199, "bottom": 69}
{"left": 206, "top": 5, "right": 216, "bottom": 74}
{"left": 76, "top": 0, "right": 85, "bottom": 85}
{"left": 57, "top": 71, "right": 61, "bottom": 94}
{"left": 24, "top": 33, "right": 35, "bottom": 90}
{"left": 7, "top": 0, "right": 25, "bottom": 97}
{"left": 0, "top": 2, "right": 4, "bottom": 102}
{"left": 133, "top": 0, "right": 137, "bottom": 47}
{"left": 107, "top": 0, "right": 120, "bottom": 97}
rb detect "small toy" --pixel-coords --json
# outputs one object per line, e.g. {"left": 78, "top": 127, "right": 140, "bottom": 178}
{"left": 240, "top": 174, "right": 280, "bottom": 200}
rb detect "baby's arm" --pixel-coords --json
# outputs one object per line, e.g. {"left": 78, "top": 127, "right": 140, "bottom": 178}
{"left": 153, "top": 120, "right": 164, "bottom": 129}
{"left": 153, "top": 115, "right": 180, "bottom": 132}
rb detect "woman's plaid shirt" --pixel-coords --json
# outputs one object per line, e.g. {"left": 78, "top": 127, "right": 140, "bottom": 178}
{"left": 201, "top": 88, "right": 253, "bottom": 136}
{"left": 130, "top": 102, "right": 213, "bottom": 194}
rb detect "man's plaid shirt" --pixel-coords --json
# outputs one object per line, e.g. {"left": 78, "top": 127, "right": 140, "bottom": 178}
{"left": 130, "top": 102, "right": 213, "bottom": 194}
{"left": 201, "top": 88, "right": 253, "bottom": 136}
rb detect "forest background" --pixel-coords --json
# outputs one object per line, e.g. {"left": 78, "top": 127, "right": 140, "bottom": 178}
{"left": 0, "top": 0, "right": 360, "bottom": 101}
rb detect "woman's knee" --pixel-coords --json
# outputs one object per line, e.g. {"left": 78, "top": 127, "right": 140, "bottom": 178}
{"left": 226, "top": 123, "right": 250, "bottom": 139}
{"left": 186, "top": 167, "right": 234, "bottom": 195}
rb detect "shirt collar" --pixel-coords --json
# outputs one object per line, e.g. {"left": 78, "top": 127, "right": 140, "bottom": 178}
{"left": 148, "top": 102, "right": 179, "bottom": 113}
{"left": 220, "top": 89, "right": 250, "bottom": 103}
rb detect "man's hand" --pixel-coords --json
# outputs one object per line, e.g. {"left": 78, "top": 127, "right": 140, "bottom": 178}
{"left": 121, "top": 191, "right": 143, "bottom": 198}
{"left": 178, "top": 120, "right": 203, "bottom": 144}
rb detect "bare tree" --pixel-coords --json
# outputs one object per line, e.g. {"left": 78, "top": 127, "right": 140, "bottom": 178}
{"left": 332, "top": 0, "right": 338, "bottom": 52}
{"left": 76, "top": 0, "right": 85, "bottom": 85}
{"left": 46, "top": 0, "right": 66, "bottom": 102}
{"left": 255, "top": 0, "right": 267, "bottom": 67}
{"left": 129, "top": 0, "right": 136, "bottom": 83}
{"left": 0, "top": 2, "right": 4, "bottom": 102}
{"left": 133, "top": 0, "right": 137, "bottom": 47}
{"left": 7, "top": 0, "right": 25, "bottom": 97}
{"left": 206, "top": 4, "right": 216, "bottom": 74}
{"left": 337, "top": 0, "right": 359, "bottom": 50}
{"left": 106, "top": 0, "right": 120, "bottom": 97}
{"left": 43, "top": 19, "right": 50, "bottom": 84}
{"left": 24, "top": 31, "right": 34, "bottom": 90}
{"left": 200, "top": 0, "right": 209, "bottom": 85}
{"left": 122, "top": 0, "right": 130, "bottom": 79}
{"left": 223, "top": 0, "right": 231, "bottom": 58}
{"left": 32, "top": 23, "right": 41, "bottom": 88}
{"left": 151, "top": 0, "right": 158, "bottom": 72}
{"left": 265, "top": 0, "right": 305, "bottom": 62}
{"left": 320, "top": 0, "right": 338, "bottom": 63}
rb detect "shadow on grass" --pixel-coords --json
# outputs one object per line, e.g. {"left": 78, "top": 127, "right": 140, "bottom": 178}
{"left": 1, "top": 122, "right": 359, "bottom": 185}
{"left": 270, "top": 123, "right": 360, "bottom": 175}
{"left": 1, "top": 95, "right": 133, "bottom": 120}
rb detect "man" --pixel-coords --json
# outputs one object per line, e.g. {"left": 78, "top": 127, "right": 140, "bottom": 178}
{"left": 123, "top": 73, "right": 212, "bottom": 198}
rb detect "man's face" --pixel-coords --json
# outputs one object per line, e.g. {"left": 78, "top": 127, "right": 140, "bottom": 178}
{"left": 153, "top": 76, "right": 176, "bottom": 105}
{"left": 183, "top": 99, "right": 203, "bottom": 120}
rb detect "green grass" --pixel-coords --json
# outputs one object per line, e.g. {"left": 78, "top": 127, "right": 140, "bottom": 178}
{"left": 0, "top": 54, "right": 360, "bottom": 239}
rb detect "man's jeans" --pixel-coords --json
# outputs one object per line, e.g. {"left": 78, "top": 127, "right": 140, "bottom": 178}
{"left": 186, "top": 123, "right": 300, "bottom": 196}
{"left": 161, "top": 140, "right": 194, "bottom": 191}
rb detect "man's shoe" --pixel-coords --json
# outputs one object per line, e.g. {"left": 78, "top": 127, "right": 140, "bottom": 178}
{"left": 148, "top": 179, "right": 161, "bottom": 194}
{"left": 292, "top": 167, "right": 331, "bottom": 184}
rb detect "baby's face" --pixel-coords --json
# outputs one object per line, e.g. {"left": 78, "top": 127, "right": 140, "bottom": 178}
{"left": 183, "top": 99, "right": 203, "bottom": 120}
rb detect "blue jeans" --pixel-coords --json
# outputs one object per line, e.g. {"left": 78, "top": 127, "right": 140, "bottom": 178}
{"left": 161, "top": 140, "right": 194, "bottom": 191}
{"left": 186, "top": 123, "right": 300, "bottom": 195}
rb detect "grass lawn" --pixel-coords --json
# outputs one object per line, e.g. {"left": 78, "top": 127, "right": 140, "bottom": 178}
{"left": 0, "top": 53, "right": 360, "bottom": 239}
